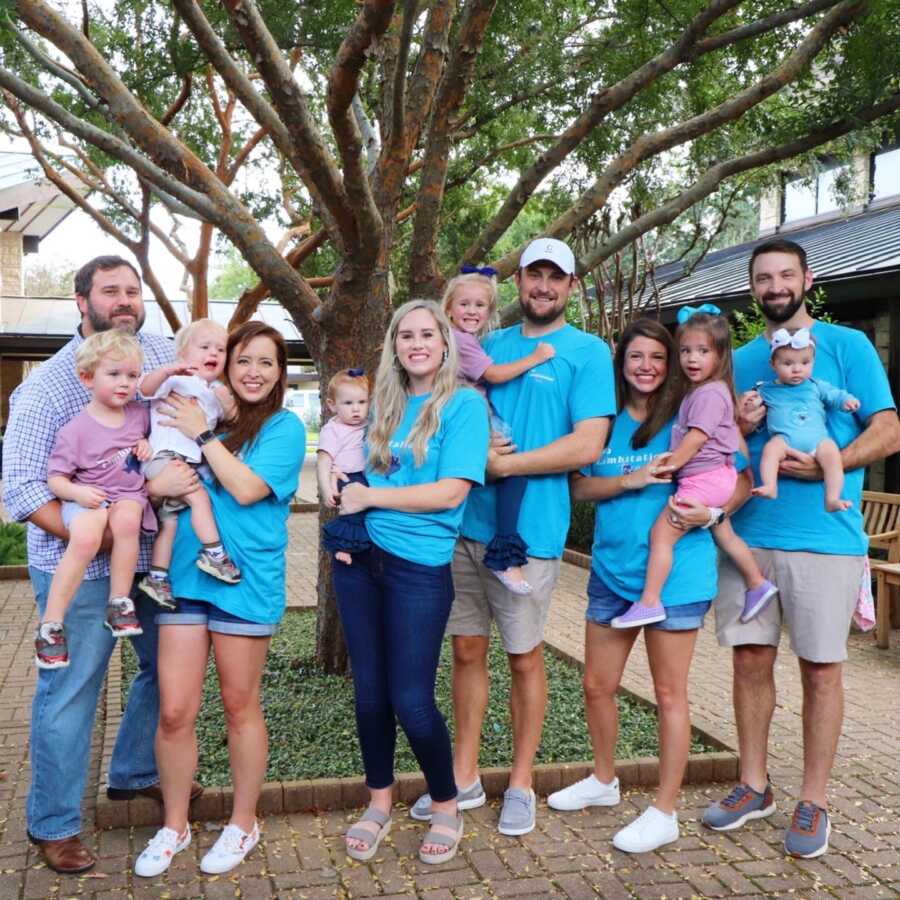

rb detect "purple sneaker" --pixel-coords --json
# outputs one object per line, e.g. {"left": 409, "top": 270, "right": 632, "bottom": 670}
{"left": 741, "top": 580, "right": 778, "bottom": 623}
{"left": 611, "top": 603, "right": 667, "bottom": 629}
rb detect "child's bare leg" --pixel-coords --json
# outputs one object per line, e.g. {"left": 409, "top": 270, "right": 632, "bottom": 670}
{"left": 151, "top": 516, "right": 178, "bottom": 571}
{"left": 751, "top": 436, "right": 788, "bottom": 499}
{"left": 817, "top": 438, "right": 850, "bottom": 511}
{"left": 43, "top": 509, "right": 108, "bottom": 622}
{"left": 640, "top": 512, "right": 686, "bottom": 607}
{"left": 108, "top": 500, "right": 144, "bottom": 599}
{"left": 183, "top": 486, "right": 220, "bottom": 544}
{"left": 711, "top": 519, "right": 765, "bottom": 589}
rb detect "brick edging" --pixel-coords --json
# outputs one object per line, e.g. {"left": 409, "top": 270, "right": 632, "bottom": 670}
{"left": 0, "top": 564, "right": 28, "bottom": 580}
{"left": 96, "top": 645, "right": 737, "bottom": 829}
{"left": 290, "top": 502, "right": 319, "bottom": 514}
{"left": 562, "top": 547, "right": 591, "bottom": 569}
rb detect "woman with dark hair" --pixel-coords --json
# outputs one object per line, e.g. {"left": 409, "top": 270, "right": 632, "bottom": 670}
{"left": 133, "top": 322, "right": 305, "bottom": 878}
{"left": 547, "top": 318, "right": 750, "bottom": 854}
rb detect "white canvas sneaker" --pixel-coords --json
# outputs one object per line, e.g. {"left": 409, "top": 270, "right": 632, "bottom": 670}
{"left": 134, "top": 826, "right": 191, "bottom": 877}
{"left": 613, "top": 806, "right": 679, "bottom": 853}
{"left": 548, "top": 774, "right": 620, "bottom": 811}
{"left": 200, "top": 821, "right": 259, "bottom": 874}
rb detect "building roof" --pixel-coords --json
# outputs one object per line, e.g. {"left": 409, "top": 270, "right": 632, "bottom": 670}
{"left": 0, "top": 296, "right": 310, "bottom": 359}
{"left": 653, "top": 202, "right": 900, "bottom": 310}
{"left": 0, "top": 151, "right": 88, "bottom": 244}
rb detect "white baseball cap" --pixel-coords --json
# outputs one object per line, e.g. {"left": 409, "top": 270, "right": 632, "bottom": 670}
{"left": 519, "top": 238, "right": 576, "bottom": 275}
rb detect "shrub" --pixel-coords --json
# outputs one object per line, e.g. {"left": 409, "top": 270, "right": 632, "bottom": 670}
{"left": 0, "top": 522, "right": 26, "bottom": 565}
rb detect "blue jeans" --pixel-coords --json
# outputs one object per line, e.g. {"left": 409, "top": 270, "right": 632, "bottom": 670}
{"left": 332, "top": 546, "right": 457, "bottom": 802}
{"left": 27, "top": 568, "right": 160, "bottom": 840}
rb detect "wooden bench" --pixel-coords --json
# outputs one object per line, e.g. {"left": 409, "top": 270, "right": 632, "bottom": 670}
{"left": 862, "top": 490, "right": 900, "bottom": 649}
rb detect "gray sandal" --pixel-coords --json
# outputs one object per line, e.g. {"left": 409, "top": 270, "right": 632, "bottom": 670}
{"left": 418, "top": 810, "right": 464, "bottom": 865}
{"left": 345, "top": 806, "right": 392, "bottom": 862}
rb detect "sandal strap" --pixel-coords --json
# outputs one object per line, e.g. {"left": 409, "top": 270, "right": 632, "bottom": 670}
{"left": 421, "top": 829, "right": 457, "bottom": 849}
{"left": 358, "top": 806, "right": 391, "bottom": 826}
{"left": 430, "top": 811, "right": 460, "bottom": 829}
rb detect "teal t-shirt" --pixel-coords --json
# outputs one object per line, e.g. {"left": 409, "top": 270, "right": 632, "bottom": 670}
{"left": 587, "top": 412, "right": 718, "bottom": 606}
{"left": 732, "top": 320, "right": 895, "bottom": 555}
{"left": 365, "top": 387, "right": 489, "bottom": 566}
{"left": 169, "top": 409, "right": 305, "bottom": 624}
{"left": 461, "top": 323, "right": 615, "bottom": 558}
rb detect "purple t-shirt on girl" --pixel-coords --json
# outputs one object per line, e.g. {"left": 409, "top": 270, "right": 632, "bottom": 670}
{"left": 47, "top": 401, "right": 156, "bottom": 531}
{"left": 453, "top": 327, "right": 492, "bottom": 395}
{"left": 670, "top": 381, "right": 739, "bottom": 478}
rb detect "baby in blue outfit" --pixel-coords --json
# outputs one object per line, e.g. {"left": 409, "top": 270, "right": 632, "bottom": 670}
{"left": 752, "top": 327, "right": 860, "bottom": 511}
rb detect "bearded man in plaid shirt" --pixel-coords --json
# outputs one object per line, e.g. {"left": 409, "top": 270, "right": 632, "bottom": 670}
{"left": 4, "top": 256, "right": 202, "bottom": 874}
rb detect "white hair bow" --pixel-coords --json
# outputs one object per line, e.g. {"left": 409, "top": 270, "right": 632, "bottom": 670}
{"left": 770, "top": 327, "right": 811, "bottom": 352}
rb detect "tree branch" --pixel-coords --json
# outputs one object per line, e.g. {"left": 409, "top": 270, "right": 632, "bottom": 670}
{"left": 408, "top": 0, "right": 499, "bottom": 297}
{"left": 491, "top": 0, "right": 866, "bottom": 278}
{"left": 581, "top": 91, "right": 900, "bottom": 273}
{"left": 390, "top": 0, "right": 417, "bottom": 144}
{"left": 219, "top": 0, "right": 360, "bottom": 252}
{"left": 326, "top": 0, "right": 394, "bottom": 260}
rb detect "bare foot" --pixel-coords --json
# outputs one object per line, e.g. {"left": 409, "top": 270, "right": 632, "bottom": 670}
{"left": 825, "top": 498, "right": 852, "bottom": 512}
{"left": 335, "top": 551, "right": 353, "bottom": 565}
{"left": 345, "top": 805, "right": 389, "bottom": 853}
{"left": 751, "top": 484, "right": 778, "bottom": 499}
{"left": 421, "top": 805, "right": 460, "bottom": 857}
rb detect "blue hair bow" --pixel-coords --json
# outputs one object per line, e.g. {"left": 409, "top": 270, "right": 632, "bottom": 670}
{"left": 677, "top": 303, "right": 721, "bottom": 325}
{"left": 347, "top": 367, "right": 365, "bottom": 377}
{"left": 460, "top": 264, "right": 498, "bottom": 277}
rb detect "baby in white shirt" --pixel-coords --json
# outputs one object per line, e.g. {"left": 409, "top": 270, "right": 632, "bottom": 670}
{"left": 138, "top": 319, "right": 240, "bottom": 610}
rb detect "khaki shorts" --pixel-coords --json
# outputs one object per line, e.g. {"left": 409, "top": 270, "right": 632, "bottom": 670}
{"left": 715, "top": 548, "right": 864, "bottom": 663}
{"left": 446, "top": 537, "right": 560, "bottom": 654}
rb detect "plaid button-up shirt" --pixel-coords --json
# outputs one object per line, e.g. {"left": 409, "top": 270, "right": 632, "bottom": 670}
{"left": 4, "top": 329, "right": 175, "bottom": 578}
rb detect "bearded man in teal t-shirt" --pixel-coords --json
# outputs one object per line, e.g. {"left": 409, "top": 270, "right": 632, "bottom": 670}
{"left": 700, "top": 239, "right": 900, "bottom": 860}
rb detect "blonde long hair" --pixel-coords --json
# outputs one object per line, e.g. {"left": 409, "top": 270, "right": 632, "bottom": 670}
{"left": 368, "top": 299, "right": 461, "bottom": 472}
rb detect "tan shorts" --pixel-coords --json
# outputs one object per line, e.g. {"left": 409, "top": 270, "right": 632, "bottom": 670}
{"left": 445, "top": 537, "right": 560, "bottom": 654}
{"left": 142, "top": 451, "right": 195, "bottom": 520}
{"left": 715, "top": 548, "right": 864, "bottom": 663}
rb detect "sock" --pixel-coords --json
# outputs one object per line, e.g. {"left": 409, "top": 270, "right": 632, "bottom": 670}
{"left": 150, "top": 566, "right": 169, "bottom": 581}
{"left": 203, "top": 542, "right": 225, "bottom": 560}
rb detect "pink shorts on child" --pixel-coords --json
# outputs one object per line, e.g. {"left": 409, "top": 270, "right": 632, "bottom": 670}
{"left": 675, "top": 463, "right": 737, "bottom": 508}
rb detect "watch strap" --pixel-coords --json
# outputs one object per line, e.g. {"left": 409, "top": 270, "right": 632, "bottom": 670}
{"left": 195, "top": 430, "right": 216, "bottom": 446}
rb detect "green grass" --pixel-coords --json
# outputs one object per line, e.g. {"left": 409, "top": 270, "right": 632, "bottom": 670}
{"left": 123, "top": 611, "right": 711, "bottom": 785}
{"left": 0, "top": 522, "right": 27, "bottom": 565}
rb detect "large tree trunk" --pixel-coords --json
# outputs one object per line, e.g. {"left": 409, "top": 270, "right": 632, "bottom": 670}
{"left": 314, "top": 264, "right": 392, "bottom": 673}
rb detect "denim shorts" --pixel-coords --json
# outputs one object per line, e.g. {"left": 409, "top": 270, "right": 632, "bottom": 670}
{"left": 586, "top": 569, "right": 711, "bottom": 632}
{"left": 156, "top": 598, "right": 277, "bottom": 636}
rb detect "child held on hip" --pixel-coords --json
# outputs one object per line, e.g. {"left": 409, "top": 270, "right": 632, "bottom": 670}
{"left": 137, "top": 318, "right": 240, "bottom": 612}
{"left": 751, "top": 327, "right": 859, "bottom": 512}
{"left": 612, "top": 306, "right": 778, "bottom": 630}
{"left": 36, "top": 331, "right": 156, "bottom": 669}
{"left": 442, "top": 266, "right": 555, "bottom": 595}
{"left": 318, "top": 369, "right": 371, "bottom": 565}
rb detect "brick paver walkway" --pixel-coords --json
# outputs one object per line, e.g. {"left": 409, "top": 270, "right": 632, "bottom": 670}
{"left": 1, "top": 514, "right": 898, "bottom": 898}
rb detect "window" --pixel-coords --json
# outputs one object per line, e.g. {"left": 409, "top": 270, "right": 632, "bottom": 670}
{"left": 872, "top": 147, "right": 900, "bottom": 200}
{"left": 782, "top": 162, "right": 850, "bottom": 223}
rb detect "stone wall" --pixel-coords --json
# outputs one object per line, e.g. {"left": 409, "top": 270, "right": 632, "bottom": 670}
{"left": 0, "top": 233, "right": 23, "bottom": 296}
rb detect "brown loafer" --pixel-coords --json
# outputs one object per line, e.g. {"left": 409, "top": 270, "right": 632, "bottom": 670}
{"left": 106, "top": 780, "right": 203, "bottom": 803}
{"left": 28, "top": 833, "right": 96, "bottom": 874}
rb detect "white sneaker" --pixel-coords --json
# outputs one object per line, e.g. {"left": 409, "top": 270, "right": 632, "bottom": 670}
{"left": 200, "top": 821, "right": 259, "bottom": 874}
{"left": 613, "top": 806, "right": 679, "bottom": 853}
{"left": 134, "top": 826, "right": 191, "bottom": 877}
{"left": 548, "top": 774, "right": 620, "bottom": 811}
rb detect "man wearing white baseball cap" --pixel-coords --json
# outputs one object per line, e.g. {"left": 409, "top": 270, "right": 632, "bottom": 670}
{"left": 410, "top": 237, "right": 615, "bottom": 836}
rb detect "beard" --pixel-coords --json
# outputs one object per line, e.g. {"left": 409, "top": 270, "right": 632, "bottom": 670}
{"left": 86, "top": 299, "right": 145, "bottom": 334}
{"left": 756, "top": 289, "right": 805, "bottom": 324}
{"left": 519, "top": 294, "right": 567, "bottom": 327}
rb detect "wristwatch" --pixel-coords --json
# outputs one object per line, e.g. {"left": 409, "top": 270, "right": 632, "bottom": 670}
{"left": 703, "top": 506, "right": 727, "bottom": 529}
{"left": 195, "top": 430, "right": 217, "bottom": 447}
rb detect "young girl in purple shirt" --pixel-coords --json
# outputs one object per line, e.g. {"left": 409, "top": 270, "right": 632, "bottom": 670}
{"left": 442, "top": 269, "right": 554, "bottom": 594}
{"left": 613, "top": 307, "right": 777, "bottom": 629}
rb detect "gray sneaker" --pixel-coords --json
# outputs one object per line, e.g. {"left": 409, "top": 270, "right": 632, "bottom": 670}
{"left": 702, "top": 781, "right": 776, "bottom": 831}
{"left": 105, "top": 597, "right": 143, "bottom": 637}
{"left": 138, "top": 575, "right": 176, "bottom": 611}
{"left": 498, "top": 788, "right": 536, "bottom": 836}
{"left": 784, "top": 801, "right": 830, "bottom": 858}
{"left": 409, "top": 778, "right": 486, "bottom": 821}
{"left": 196, "top": 550, "right": 241, "bottom": 584}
